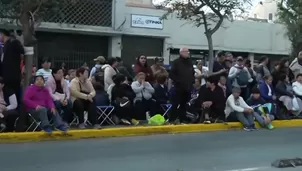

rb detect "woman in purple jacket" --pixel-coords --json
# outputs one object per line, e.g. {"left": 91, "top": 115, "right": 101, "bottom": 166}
{"left": 23, "top": 75, "right": 67, "bottom": 134}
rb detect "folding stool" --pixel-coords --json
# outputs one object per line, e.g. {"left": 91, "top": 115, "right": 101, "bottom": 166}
{"left": 70, "top": 113, "right": 79, "bottom": 126}
{"left": 97, "top": 106, "right": 115, "bottom": 125}
{"left": 26, "top": 113, "right": 41, "bottom": 132}
{"left": 84, "top": 111, "right": 92, "bottom": 126}
{"left": 70, "top": 112, "right": 92, "bottom": 126}
{"left": 160, "top": 104, "right": 172, "bottom": 117}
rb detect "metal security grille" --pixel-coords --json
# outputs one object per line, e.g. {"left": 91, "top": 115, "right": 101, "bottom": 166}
{"left": 43, "top": 0, "right": 112, "bottom": 27}
{"left": 121, "top": 35, "right": 164, "bottom": 67}
{"left": 35, "top": 32, "right": 108, "bottom": 69}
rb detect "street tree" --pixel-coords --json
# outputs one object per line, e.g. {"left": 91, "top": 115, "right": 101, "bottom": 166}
{"left": 277, "top": 0, "right": 302, "bottom": 58}
{"left": 0, "top": 0, "right": 62, "bottom": 87}
{"left": 161, "top": 0, "right": 251, "bottom": 71}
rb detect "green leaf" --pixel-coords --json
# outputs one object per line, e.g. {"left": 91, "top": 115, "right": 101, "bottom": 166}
{"left": 277, "top": 0, "right": 302, "bottom": 56}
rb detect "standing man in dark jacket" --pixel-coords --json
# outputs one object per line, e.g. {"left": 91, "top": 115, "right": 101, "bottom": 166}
{"left": 169, "top": 47, "right": 194, "bottom": 124}
{"left": 0, "top": 29, "right": 24, "bottom": 103}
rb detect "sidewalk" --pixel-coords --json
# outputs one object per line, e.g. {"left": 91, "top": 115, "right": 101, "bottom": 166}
{"left": 0, "top": 120, "right": 301, "bottom": 143}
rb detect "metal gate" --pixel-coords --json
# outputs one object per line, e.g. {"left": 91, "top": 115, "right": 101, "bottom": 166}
{"left": 121, "top": 35, "right": 164, "bottom": 67}
{"left": 35, "top": 32, "right": 108, "bottom": 69}
{"left": 43, "top": 0, "right": 112, "bottom": 27}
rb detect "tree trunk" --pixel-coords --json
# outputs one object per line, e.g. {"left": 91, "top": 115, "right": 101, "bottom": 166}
{"left": 20, "top": 12, "right": 34, "bottom": 91}
{"left": 206, "top": 34, "right": 214, "bottom": 72}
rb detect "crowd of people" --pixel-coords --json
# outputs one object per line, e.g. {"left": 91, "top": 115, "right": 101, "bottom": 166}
{"left": 1, "top": 28, "right": 302, "bottom": 134}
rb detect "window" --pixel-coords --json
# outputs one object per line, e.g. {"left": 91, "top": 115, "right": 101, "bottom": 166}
{"left": 254, "top": 14, "right": 257, "bottom": 18}
{"left": 269, "top": 13, "right": 273, "bottom": 20}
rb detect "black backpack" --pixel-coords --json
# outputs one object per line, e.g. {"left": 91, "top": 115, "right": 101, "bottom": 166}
{"left": 93, "top": 67, "right": 105, "bottom": 82}
{"left": 236, "top": 70, "right": 249, "bottom": 86}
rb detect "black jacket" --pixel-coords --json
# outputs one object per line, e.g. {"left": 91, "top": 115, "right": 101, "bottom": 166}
{"left": 202, "top": 86, "right": 226, "bottom": 108}
{"left": 153, "top": 83, "right": 169, "bottom": 104}
{"left": 0, "top": 38, "right": 24, "bottom": 82}
{"left": 275, "top": 81, "right": 294, "bottom": 98}
{"left": 169, "top": 57, "right": 194, "bottom": 91}
{"left": 111, "top": 83, "right": 135, "bottom": 104}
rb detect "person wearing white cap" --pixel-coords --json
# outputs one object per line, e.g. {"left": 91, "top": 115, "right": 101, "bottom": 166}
{"left": 89, "top": 56, "right": 105, "bottom": 79}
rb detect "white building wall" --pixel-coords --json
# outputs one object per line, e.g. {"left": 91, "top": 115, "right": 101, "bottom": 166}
{"left": 122, "top": 2, "right": 290, "bottom": 55}
{"left": 249, "top": 0, "right": 279, "bottom": 22}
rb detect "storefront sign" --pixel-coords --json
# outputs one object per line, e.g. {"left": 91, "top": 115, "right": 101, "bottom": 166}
{"left": 131, "top": 14, "right": 163, "bottom": 29}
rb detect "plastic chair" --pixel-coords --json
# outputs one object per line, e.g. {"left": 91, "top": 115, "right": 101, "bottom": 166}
{"left": 161, "top": 104, "right": 172, "bottom": 117}
{"left": 97, "top": 106, "right": 115, "bottom": 125}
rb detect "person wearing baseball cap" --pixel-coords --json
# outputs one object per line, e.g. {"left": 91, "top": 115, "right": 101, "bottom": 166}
{"left": 89, "top": 56, "right": 106, "bottom": 79}
{"left": 228, "top": 56, "right": 253, "bottom": 100}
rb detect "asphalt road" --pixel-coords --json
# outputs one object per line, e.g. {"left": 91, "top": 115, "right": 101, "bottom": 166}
{"left": 1, "top": 128, "right": 302, "bottom": 171}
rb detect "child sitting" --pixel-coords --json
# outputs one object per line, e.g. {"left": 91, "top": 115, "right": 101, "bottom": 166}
{"left": 153, "top": 73, "right": 169, "bottom": 115}
{"left": 246, "top": 87, "right": 275, "bottom": 129}
{"left": 153, "top": 73, "right": 169, "bottom": 104}
{"left": 94, "top": 82, "right": 110, "bottom": 107}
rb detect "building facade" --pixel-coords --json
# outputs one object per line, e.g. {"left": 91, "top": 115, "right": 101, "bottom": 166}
{"left": 0, "top": 0, "right": 291, "bottom": 68}
{"left": 249, "top": 0, "right": 279, "bottom": 22}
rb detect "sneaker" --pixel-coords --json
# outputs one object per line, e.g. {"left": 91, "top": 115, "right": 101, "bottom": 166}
{"left": 121, "top": 119, "right": 131, "bottom": 125}
{"left": 63, "top": 122, "right": 70, "bottom": 128}
{"left": 214, "top": 118, "right": 224, "bottom": 123}
{"left": 0, "top": 123, "right": 6, "bottom": 130}
{"left": 250, "top": 125, "right": 258, "bottom": 131}
{"left": 57, "top": 125, "right": 67, "bottom": 133}
{"left": 203, "top": 119, "right": 211, "bottom": 124}
{"left": 267, "top": 123, "right": 274, "bottom": 130}
{"left": 43, "top": 127, "right": 53, "bottom": 134}
{"left": 93, "top": 124, "right": 101, "bottom": 129}
{"left": 146, "top": 112, "right": 151, "bottom": 120}
{"left": 131, "top": 119, "right": 140, "bottom": 126}
{"left": 78, "top": 123, "right": 86, "bottom": 129}
{"left": 243, "top": 127, "right": 252, "bottom": 131}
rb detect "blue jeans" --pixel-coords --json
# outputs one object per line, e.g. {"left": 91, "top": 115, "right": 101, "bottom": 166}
{"left": 54, "top": 100, "right": 73, "bottom": 123}
{"left": 29, "top": 107, "right": 64, "bottom": 128}
{"left": 235, "top": 112, "right": 255, "bottom": 127}
{"left": 254, "top": 112, "right": 274, "bottom": 127}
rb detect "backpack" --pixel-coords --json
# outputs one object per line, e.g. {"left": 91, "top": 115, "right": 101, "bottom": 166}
{"left": 236, "top": 69, "right": 249, "bottom": 86}
{"left": 93, "top": 67, "right": 104, "bottom": 82}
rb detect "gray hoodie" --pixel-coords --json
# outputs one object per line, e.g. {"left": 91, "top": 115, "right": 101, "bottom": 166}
{"left": 131, "top": 81, "right": 154, "bottom": 102}
{"left": 228, "top": 64, "right": 253, "bottom": 88}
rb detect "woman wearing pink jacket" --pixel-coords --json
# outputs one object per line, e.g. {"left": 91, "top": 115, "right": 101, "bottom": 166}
{"left": 23, "top": 75, "right": 67, "bottom": 134}
{"left": 46, "top": 68, "right": 72, "bottom": 124}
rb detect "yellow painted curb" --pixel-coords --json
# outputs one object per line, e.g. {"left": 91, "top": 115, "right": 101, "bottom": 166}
{"left": 0, "top": 120, "right": 302, "bottom": 143}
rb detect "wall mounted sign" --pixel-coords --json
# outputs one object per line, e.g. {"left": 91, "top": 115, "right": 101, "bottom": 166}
{"left": 131, "top": 14, "right": 163, "bottom": 29}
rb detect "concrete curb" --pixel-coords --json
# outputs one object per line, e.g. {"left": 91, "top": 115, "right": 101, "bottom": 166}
{"left": 0, "top": 120, "right": 302, "bottom": 143}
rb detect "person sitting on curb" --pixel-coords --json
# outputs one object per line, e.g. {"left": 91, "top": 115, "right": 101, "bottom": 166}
{"left": 259, "top": 75, "right": 276, "bottom": 103}
{"left": 200, "top": 76, "right": 226, "bottom": 124}
{"left": 225, "top": 87, "right": 256, "bottom": 131}
{"left": 292, "top": 73, "right": 302, "bottom": 100}
{"left": 246, "top": 87, "right": 275, "bottom": 129}
{"left": 276, "top": 74, "right": 302, "bottom": 116}
{"left": 23, "top": 75, "right": 67, "bottom": 134}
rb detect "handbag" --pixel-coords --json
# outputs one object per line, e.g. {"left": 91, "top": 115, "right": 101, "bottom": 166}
{"left": 79, "top": 82, "right": 90, "bottom": 95}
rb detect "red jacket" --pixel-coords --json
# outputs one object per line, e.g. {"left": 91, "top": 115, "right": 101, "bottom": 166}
{"left": 134, "top": 64, "right": 154, "bottom": 83}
